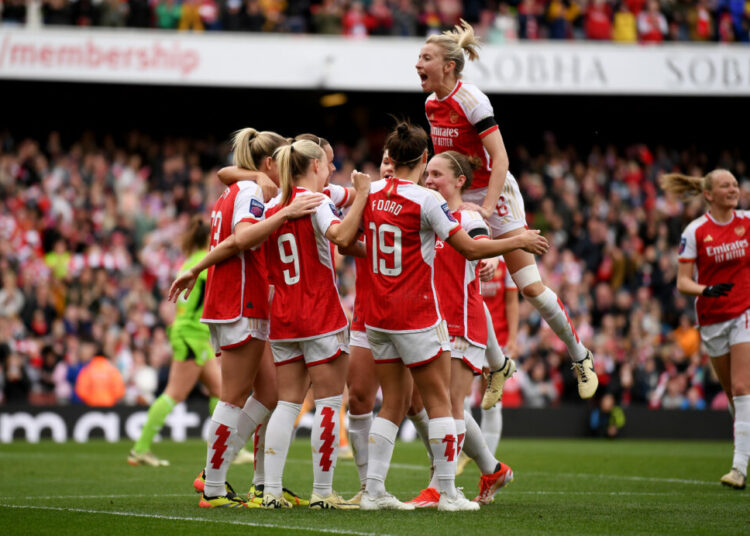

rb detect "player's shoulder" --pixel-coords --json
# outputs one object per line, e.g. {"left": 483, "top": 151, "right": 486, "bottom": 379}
{"left": 265, "top": 192, "right": 282, "bottom": 211}
{"left": 459, "top": 209, "right": 484, "bottom": 222}
{"left": 683, "top": 213, "right": 710, "bottom": 236}
{"left": 425, "top": 92, "right": 438, "bottom": 105}
{"left": 454, "top": 81, "right": 490, "bottom": 105}
{"left": 736, "top": 210, "right": 750, "bottom": 221}
{"left": 369, "top": 178, "right": 389, "bottom": 194}
{"left": 236, "top": 179, "right": 263, "bottom": 196}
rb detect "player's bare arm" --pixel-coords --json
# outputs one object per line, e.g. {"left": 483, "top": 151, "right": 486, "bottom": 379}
{"left": 447, "top": 228, "right": 548, "bottom": 261}
{"left": 217, "top": 166, "right": 278, "bottom": 201}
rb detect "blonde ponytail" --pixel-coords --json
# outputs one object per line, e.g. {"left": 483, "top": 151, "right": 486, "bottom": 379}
{"left": 660, "top": 169, "right": 734, "bottom": 201}
{"left": 274, "top": 140, "right": 325, "bottom": 205}
{"left": 232, "top": 128, "right": 288, "bottom": 171}
{"left": 426, "top": 18, "right": 481, "bottom": 77}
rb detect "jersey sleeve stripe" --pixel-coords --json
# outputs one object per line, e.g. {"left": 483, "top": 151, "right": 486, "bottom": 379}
{"left": 447, "top": 224, "right": 462, "bottom": 238}
{"left": 678, "top": 257, "right": 696, "bottom": 262}
{"left": 468, "top": 228, "right": 489, "bottom": 239}
{"left": 476, "top": 117, "right": 499, "bottom": 137}
{"left": 239, "top": 216, "right": 261, "bottom": 225}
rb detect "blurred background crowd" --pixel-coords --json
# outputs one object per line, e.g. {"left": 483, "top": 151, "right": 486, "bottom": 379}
{"left": 2, "top": 0, "right": 750, "bottom": 43}
{"left": 1, "top": 126, "right": 747, "bottom": 412}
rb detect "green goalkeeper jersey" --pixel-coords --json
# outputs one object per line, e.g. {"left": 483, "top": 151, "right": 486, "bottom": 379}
{"left": 171, "top": 250, "right": 210, "bottom": 339}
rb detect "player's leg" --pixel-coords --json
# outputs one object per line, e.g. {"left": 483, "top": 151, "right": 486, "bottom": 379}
{"left": 243, "top": 345, "right": 281, "bottom": 502}
{"left": 362, "top": 360, "right": 412, "bottom": 510}
{"left": 346, "top": 338, "right": 379, "bottom": 497}
{"left": 406, "top": 384, "right": 433, "bottom": 465}
{"left": 307, "top": 348, "right": 357, "bottom": 509}
{"left": 262, "top": 354, "right": 308, "bottom": 508}
{"left": 129, "top": 356, "right": 201, "bottom": 466}
{"left": 503, "top": 244, "right": 596, "bottom": 399}
{"left": 723, "top": 341, "right": 750, "bottom": 489}
{"left": 481, "top": 303, "right": 516, "bottom": 409}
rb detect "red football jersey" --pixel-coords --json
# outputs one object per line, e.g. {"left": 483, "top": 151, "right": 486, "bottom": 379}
{"left": 203, "top": 181, "right": 268, "bottom": 323}
{"left": 363, "top": 178, "right": 461, "bottom": 332}
{"left": 679, "top": 210, "right": 750, "bottom": 326}
{"left": 480, "top": 257, "right": 517, "bottom": 347}
{"left": 265, "top": 187, "right": 348, "bottom": 340}
{"left": 425, "top": 81, "right": 498, "bottom": 190}
{"left": 350, "top": 254, "right": 369, "bottom": 332}
{"left": 434, "top": 210, "right": 490, "bottom": 346}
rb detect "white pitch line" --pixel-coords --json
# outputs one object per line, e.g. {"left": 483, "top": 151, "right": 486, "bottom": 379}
{"left": 524, "top": 471, "right": 716, "bottom": 486}
{"left": 0, "top": 504, "right": 391, "bottom": 536}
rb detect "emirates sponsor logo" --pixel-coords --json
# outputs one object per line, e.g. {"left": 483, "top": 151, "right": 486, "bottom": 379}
{"left": 706, "top": 239, "right": 748, "bottom": 262}
{"left": 430, "top": 126, "right": 460, "bottom": 138}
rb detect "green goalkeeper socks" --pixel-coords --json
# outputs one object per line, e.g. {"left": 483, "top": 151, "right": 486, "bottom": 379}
{"left": 133, "top": 393, "right": 176, "bottom": 454}
{"left": 209, "top": 396, "right": 219, "bottom": 416}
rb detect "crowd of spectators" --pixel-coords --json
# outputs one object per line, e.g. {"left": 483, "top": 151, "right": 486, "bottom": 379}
{"left": 1, "top": 0, "right": 749, "bottom": 43}
{"left": 0, "top": 125, "right": 748, "bottom": 412}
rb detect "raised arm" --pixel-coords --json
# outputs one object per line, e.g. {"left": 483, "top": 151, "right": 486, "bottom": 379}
{"left": 446, "top": 228, "right": 548, "bottom": 261}
{"left": 325, "top": 172, "right": 370, "bottom": 247}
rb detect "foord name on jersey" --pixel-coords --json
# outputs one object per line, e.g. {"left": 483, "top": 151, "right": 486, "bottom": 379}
{"left": 372, "top": 199, "right": 403, "bottom": 216}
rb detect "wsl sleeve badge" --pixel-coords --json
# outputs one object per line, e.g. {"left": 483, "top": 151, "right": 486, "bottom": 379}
{"left": 679, "top": 237, "right": 686, "bottom": 255}
{"left": 441, "top": 203, "right": 458, "bottom": 223}
{"left": 329, "top": 203, "right": 342, "bottom": 218}
{"left": 249, "top": 198, "right": 265, "bottom": 219}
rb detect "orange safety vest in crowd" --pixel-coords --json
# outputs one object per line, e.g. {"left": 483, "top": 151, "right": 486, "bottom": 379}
{"left": 75, "top": 356, "right": 125, "bottom": 407}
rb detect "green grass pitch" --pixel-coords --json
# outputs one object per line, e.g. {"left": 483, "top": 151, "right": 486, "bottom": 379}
{"left": 0, "top": 438, "right": 747, "bottom": 535}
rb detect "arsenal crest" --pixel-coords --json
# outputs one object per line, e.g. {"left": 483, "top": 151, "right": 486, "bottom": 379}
{"left": 449, "top": 111, "right": 459, "bottom": 124}
{"left": 735, "top": 226, "right": 746, "bottom": 237}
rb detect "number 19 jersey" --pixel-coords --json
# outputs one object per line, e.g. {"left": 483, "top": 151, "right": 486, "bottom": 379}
{"left": 264, "top": 187, "right": 348, "bottom": 341}
{"left": 363, "top": 178, "right": 461, "bottom": 333}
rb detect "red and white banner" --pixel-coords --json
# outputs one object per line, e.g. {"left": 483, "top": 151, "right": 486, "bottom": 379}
{"left": 1, "top": 28, "right": 749, "bottom": 95}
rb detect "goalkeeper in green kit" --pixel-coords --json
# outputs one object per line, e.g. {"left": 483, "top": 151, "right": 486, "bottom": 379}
{"left": 129, "top": 216, "right": 222, "bottom": 466}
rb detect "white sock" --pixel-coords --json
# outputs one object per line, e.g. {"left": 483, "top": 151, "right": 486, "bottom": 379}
{"left": 407, "top": 408, "right": 434, "bottom": 463}
{"left": 348, "top": 411, "right": 373, "bottom": 487}
{"left": 311, "top": 395, "right": 342, "bottom": 496}
{"left": 481, "top": 403, "right": 502, "bottom": 455}
{"left": 732, "top": 394, "right": 750, "bottom": 476}
{"left": 204, "top": 401, "right": 241, "bottom": 497}
{"left": 463, "top": 409, "right": 498, "bottom": 475}
{"left": 526, "top": 287, "right": 587, "bottom": 361}
{"left": 235, "top": 396, "right": 270, "bottom": 456}
{"left": 483, "top": 302, "right": 507, "bottom": 370}
{"left": 253, "top": 416, "right": 269, "bottom": 487}
{"left": 429, "top": 417, "right": 457, "bottom": 499}
{"left": 263, "top": 401, "right": 301, "bottom": 497}
{"left": 366, "top": 417, "right": 399, "bottom": 497}
{"left": 455, "top": 419, "right": 466, "bottom": 455}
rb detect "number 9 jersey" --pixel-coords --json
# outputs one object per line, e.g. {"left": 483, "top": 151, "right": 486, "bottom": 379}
{"left": 363, "top": 177, "right": 461, "bottom": 333}
{"left": 264, "top": 187, "right": 349, "bottom": 341}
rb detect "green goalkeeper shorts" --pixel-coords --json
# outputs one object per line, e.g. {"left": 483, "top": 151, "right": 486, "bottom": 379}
{"left": 170, "top": 335, "right": 215, "bottom": 367}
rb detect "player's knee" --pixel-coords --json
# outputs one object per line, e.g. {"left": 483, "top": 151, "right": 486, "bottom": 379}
{"left": 511, "top": 265, "right": 543, "bottom": 298}
{"left": 521, "top": 281, "right": 545, "bottom": 299}
{"left": 731, "top": 378, "right": 750, "bottom": 397}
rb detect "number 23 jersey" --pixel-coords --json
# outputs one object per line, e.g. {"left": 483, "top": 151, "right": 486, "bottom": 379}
{"left": 363, "top": 178, "right": 461, "bottom": 333}
{"left": 265, "top": 187, "right": 348, "bottom": 341}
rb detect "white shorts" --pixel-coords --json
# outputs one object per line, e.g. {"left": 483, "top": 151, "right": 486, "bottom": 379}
{"left": 271, "top": 329, "right": 349, "bottom": 367}
{"left": 208, "top": 317, "right": 269, "bottom": 355}
{"left": 700, "top": 309, "right": 750, "bottom": 357}
{"left": 350, "top": 329, "right": 370, "bottom": 350}
{"left": 366, "top": 321, "right": 451, "bottom": 368}
{"left": 450, "top": 336, "right": 486, "bottom": 375}
{"left": 462, "top": 172, "right": 527, "bottom": 238}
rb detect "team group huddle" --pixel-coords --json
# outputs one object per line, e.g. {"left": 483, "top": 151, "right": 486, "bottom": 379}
{"left": 147, "top": 20, "right": 603, "bottom": 511}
